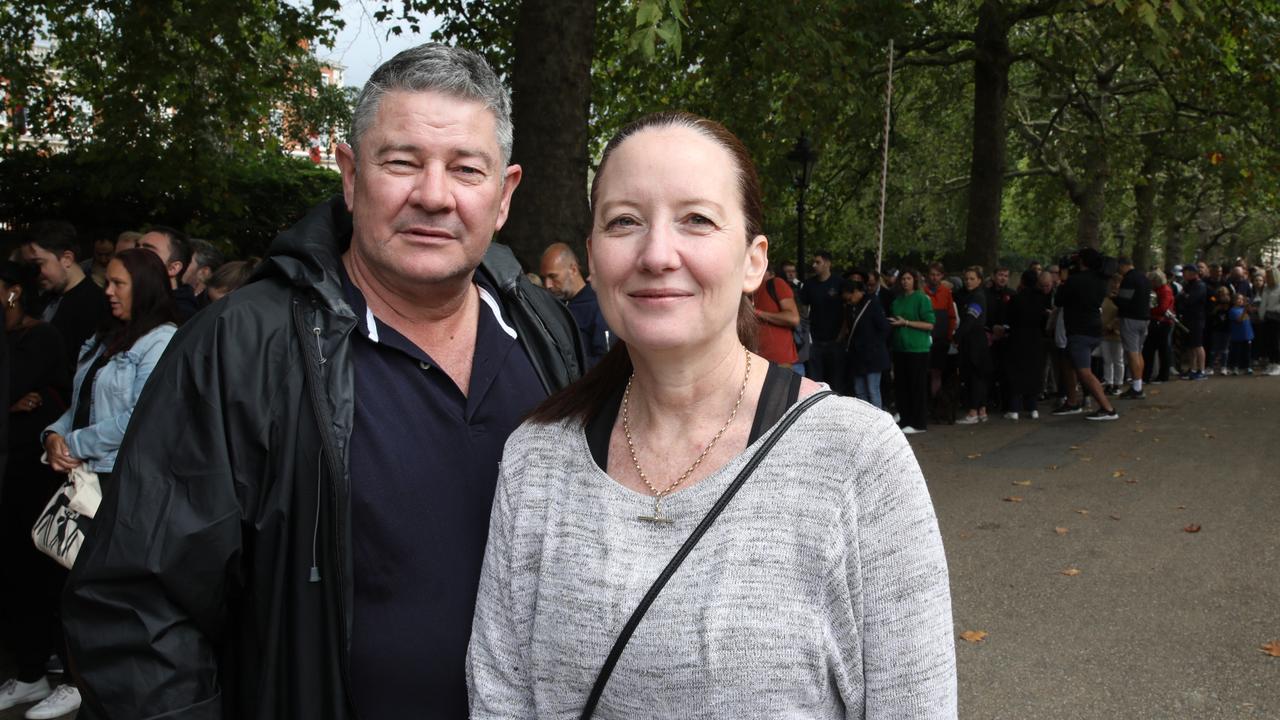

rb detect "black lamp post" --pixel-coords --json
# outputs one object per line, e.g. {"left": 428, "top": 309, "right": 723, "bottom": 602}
{"left": 787, "top": 134, "right": 818, "bottom": 282}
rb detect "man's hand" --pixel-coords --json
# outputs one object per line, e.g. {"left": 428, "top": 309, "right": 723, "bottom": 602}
{"left": 44, "top": 432, "right": 82, "bottom": 473}
{"left": 10, "top": 391, "right": 42, "bottom": 414}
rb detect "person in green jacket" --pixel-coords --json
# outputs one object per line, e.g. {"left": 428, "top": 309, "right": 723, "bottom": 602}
{"left": 889, "top": 268, "right": 936, "bottom": 434}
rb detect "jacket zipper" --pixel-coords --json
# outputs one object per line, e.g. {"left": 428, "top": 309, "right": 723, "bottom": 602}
{"left": 291, "top": 297, "right": 361, "bottom": 719}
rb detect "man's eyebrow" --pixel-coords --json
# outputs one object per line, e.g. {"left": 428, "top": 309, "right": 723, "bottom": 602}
{"left": 373, "top": 144, "right": 496, "bottom": 168}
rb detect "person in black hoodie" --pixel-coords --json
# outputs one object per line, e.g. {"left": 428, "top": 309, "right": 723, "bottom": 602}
{"left": 1053, "top": 248, "right": 1118, "bottom": 420}
{"left": 1115, "top": 256, "right": 1151, "bottom": 398}
{"left": 954, "top": 267, "right": 992, "bottom": 424}
{"left": 841, "top": 280, "right": 891, "bottom": 409}
{"left": 62, "top": 44, "right": 584, "bottom": 720}
{"left": 1176, "top": 264, "right": 1209, "bottom": 379}
{"left": 1004, "top": 270, "right": 1052, "bottom": 419}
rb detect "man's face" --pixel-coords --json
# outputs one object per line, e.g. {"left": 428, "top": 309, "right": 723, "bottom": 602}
{"left": 539, "top": 253, "right": 578, "bottom": 301}
{"left": 336, "top": 90, "right": 521, "bottom": 292}
{"left": 93, "top": 239, "right": 114, "bottom": 267}
{"left": 994, "top": 269, "right": 1009, "bottom": 288}
{"left": 811, "top": 256, "right": 830, "bottom": 277}
{"left": 866, "top": 275, "right": 879, "bottom": 291}
{"left": 928, "top": 268, "right": 943, "bottom": 286}
{"left": 1038, "top": 274, "right": 1053, "bottom": 294}
{"left": 1197, "top": 262, "right": 1209, "bottom": 277}
{"left": 782, "top": 264, "right": 797, "bottom": 283}
{"left": 139, "top": 231, "right": 180, "bottom": 281}
{"left": 21, "top": 243, "right": 71, "bottom": 292}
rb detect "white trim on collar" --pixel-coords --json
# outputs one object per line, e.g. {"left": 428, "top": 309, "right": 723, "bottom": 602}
{"left": 365, "top": 305, "right": 379, "bottom": 343}
{"left": 478, "top": 286, "right": 518, "bottom": 339}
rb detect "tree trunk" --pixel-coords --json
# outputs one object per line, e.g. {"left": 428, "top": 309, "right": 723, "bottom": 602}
{"left": 1132, "top": 149, "right": 1158, "bottom": 270}
{"left": 1163, "top": 217, "right": 1183, "bottom": 268}
{"left": 961, "top": 0, "right": 1011, "bottom": 272}
{"left": 1073, "top": 133, "right": 1108, "bottom": 249}
{"left": 501, "top": 0, "right": 596, "bottom": 270}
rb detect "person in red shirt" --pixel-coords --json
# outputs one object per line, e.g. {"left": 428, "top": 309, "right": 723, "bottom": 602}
{"left": 753, "top": 267, "right": 801, "bottom": 372}
{"left": 925, "top": 262, "right": 956, "bottom": 397}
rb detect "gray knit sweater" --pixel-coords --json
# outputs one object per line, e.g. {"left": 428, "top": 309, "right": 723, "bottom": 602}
{"left": 467, "top": 395, "right": 956, "bottom": 719}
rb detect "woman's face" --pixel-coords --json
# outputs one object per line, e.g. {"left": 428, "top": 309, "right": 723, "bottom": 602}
{"left": 901, "top": 272, "right": 916, "bottom": 293}
{"left": 587, "top": 126, "right": 767, "bottom": 353}
{"left": 105, "top": 258, "right": 133, "bottom": 321}
{"left": 964, "top": 272, "right": 981, "bottom": 291}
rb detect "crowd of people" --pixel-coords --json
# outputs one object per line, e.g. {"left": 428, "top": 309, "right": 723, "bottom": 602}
{"left": 750, "top": 249, "right": 1280, "bottom": 434}
{"left": 0, "top": 226, "right": 258, "bottom": 718}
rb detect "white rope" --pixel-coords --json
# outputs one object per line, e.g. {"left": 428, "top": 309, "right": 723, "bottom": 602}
{"left": 876, "top": 39, "right": 895, "bottom": 275}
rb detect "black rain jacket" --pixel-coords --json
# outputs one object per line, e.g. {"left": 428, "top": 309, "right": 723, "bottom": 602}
{"left": 63, "top": 196, "right": 584, "bottom": 720}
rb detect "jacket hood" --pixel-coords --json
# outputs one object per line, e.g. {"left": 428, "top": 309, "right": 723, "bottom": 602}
{"left": 257, "top": 195, "right": 352, "bottom": 310}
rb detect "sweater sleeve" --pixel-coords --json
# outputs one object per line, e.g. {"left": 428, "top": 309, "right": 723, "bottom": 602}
{"left": 468, "top": 454, "right": 537, "bottom": 719}
{"left": 849, "top": 412, "right": 957, "bottom": 718}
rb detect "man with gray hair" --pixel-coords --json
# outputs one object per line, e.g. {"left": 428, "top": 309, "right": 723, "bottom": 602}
{"left": 63, "top": 44, "right": 583, "bottom": 719}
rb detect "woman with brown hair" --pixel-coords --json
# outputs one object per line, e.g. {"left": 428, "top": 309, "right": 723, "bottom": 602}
{"left": 467, "top": 112, "right": 955, "bottom": 718}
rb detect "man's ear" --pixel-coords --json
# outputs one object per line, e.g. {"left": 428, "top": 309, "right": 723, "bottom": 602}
{"left": 336, "top": 143, "right": 357, "bottom": 212}
{"left": 58, "top": 251, "right": 76, "bottom": 269}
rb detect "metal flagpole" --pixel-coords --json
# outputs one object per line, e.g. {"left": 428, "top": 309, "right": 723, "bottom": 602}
{"left": 876, "top": 39, "right": 895, "bottom": 274}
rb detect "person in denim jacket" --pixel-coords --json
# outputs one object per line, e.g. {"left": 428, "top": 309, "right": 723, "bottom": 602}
{"left": 42, "top": 248, "right": 177, "bottom": 476}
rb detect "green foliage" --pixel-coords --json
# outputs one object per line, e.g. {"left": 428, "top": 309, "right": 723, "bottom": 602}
{"left": 0, "top": 0, "right": 353, "bottom": 255}
{"left": 0, "top": 145, "right": 341, "bottom": 257}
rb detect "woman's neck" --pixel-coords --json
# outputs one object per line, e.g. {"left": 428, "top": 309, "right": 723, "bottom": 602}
{"left": 626, "top": 337, "right": 754, "bottom": 428}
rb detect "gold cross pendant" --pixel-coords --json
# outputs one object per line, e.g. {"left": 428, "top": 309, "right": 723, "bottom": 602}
{"left": 636, "top": 497, "right": 673, "bottom": 524}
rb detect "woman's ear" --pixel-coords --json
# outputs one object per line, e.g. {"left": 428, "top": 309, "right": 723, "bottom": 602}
{"left": 743, "top": 235, "right": 768, "bottom": 293}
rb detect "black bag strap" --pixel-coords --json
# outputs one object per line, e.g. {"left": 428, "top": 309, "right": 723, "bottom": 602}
{"left": 579, "top": 389, "right": 834, "bottom": 719}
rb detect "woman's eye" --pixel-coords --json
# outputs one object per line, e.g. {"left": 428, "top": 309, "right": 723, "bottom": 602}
{"left": 606, "top": 216, "right": 639, "bottom": 229}
{"left": 687, "top": 214, "right": 715, "bottom": 227}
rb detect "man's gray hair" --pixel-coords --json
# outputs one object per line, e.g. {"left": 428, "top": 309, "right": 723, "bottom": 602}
{"left": 349, "top": 44, "right": 513, "bottom": 165}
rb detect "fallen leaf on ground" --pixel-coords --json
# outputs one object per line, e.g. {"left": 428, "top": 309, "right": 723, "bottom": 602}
{"left": 1176, "top": 505, "right": 1187, "bottom": 510}
{"left": 966, "top": 453, "right": 982, "bottom": 460}
{"left": 959, "top": 630, "right": 988, "bottom": 643}
{"left": 1003, "top": 496, "right": 1024, "bottom": 503}
{"left": 958, "top": 532, "right": 973, "bottom": 540}
{"left": 1261, "top": 641, "right": 1280, "bottom": 657}
{"left": 1046, "top": 464, "right": 1059, "bottom": 470}
{"left": 1075, "top": 509, "right": 1090, "bottom": 515}
{"left": 1184, "top": 524, "right": 1202, "bottom": 533}
{"left": 1081, "top": 457, "right": 1093, "bottom": 462}
{"left": 1204, "top": 433, "right": 1216, "bottom": 439}
{"left": 1112, "top": 470, "right": 1126, "bottom": 478}
{"left": 1070, "top": 445, "right": 1082, "bottom": 450}
{"left": 1060, "top": 567, "right": 1082, "bottom": 576}
{"left": 1153, "top": 437, "right": 1162, "bottom": 443}
{"left": 1012, "top": 480, "right": 1032, "bottom": 486}
{"left": 1134, "top": 428, "right": 1144, "bottom": 433}
{"left": 1109, "top": 514, "right": 1121, "bottom": 521}
{"left": 1054, "top": 527, "right": 1069, "bottom": 535}
{"left": 1125, "top": 478, "right": 1140, "bottom": 484}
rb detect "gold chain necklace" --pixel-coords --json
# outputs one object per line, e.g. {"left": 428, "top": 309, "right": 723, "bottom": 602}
{"left": 623, "top": 347, "right": 751, "bottom": 524}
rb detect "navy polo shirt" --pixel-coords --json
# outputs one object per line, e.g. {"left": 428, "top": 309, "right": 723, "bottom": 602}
{"left": 343, "top": 268, "right": 545, "bottom": 719}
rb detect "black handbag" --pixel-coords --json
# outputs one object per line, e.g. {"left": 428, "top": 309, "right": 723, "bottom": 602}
{"left": 579, "top": 389, "right": 834, "bottom": 719}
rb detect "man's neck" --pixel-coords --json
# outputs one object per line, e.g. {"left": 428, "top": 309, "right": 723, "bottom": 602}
{"left": 61, "top": 268, "right": 87, "bottom": 295}
{"left": 816, "top": 270, "right": 831, "bottom": 282}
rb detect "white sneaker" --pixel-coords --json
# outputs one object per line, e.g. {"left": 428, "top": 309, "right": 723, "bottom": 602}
{"left": 900, "top": 426, "right": 926, "bottom": 435}
{"left": 0, "top": 678, "right": 51, "bottom": 711}
{"left": 956, "top": 414, "right": 980, "bottom": 425}
{"left": 24, "top": 684, "right": 79, "bottom": 719}
{"left": 1029, "top": 410, "right": 1040, "bottom": 419}
{"left": 1266, "top": 364, "right": 1280, "bottom": 376}
{"left": 1003, "top": 411, "right": 1019, "bottom": 420}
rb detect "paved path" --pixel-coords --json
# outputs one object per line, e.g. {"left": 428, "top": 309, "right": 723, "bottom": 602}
{"left": 914, "top": 374, "right": 1280, "bottom": 719}
{"left": 5, "top": 374, "right": 1278, "bottom": 719}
